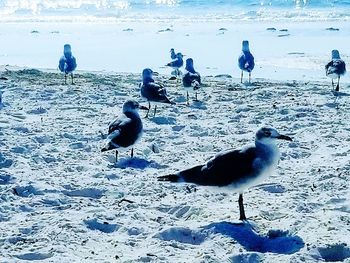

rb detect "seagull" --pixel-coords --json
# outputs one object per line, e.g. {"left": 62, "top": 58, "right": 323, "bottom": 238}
{"left": 167, "top": 52, "right": 184, "bottom": 77}
{"left": 158, "top": 127, "right": 292, "bottom": 220}
{"left": 182, "top": 58, "right": 201, "bottom": 104}
{"left": 170, "top": 48, "right": 177, "bottom": 60}
{"left": 140, "top": 68, "right": 175, "bottom": 118}
{"left": 101, "top": 100, "right": 148, "bottom": 162}
{"left": 238, "top": 40, "right": 255, "bottom": 83}
{"left": 325, "top": 50, "right": 346, "bottom": 92}
{"left": 58, "top": 44, "right": 77, "bottom": 84}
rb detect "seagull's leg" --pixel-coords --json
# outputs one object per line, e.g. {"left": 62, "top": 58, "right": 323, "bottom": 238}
{"left": 195, "top": 92, "right": 198, "bottom": 101}
{"left": 64, "top": 74, "right": 67, "bottom": 85}
{"left": 332, "top": 79, "right": 334, "bottom": 88}
{"left": 240, "top": 71, "right": 243, "bottom": 83}
{"left": 130, "top": 148, "right": 134, "bottom": 158}
{"left": 153, "top": 105, "right": 157, "bottom": 117}
{"left": 238, "top": 193, "right": 247, "bottom": 220}
{"left": 71, "top": 73, "right": 74, "bottom": 85}
{"left": 249, "top": 72, "right": 251, "bottom": 83}
{"left": 115, "top": 150, "right": 119, "bottom": 162}
{"left": 336, "top": 76, "right": 340, "bottom": 92}
{"left": 186, "top": 91, "right": 189, "bottom": 105}
{"left": 145, "top": 102, "right": 151, "bottom": 118}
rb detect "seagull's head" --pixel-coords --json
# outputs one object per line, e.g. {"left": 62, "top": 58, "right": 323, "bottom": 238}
{"left": 255, "top": 127, "right": 292, "bottom": 144}
{"left": 123, "top": 100, "right": 148, "bottom": 113}
{"left": 63, "top": 44, "right": 72, "bottom": 56}
{"left": 170, "top": 48, "right": 175, "bottom": 53}
{"left": 177, "top": 53, "right": 184, "bottom": 59}
{"left": 142, "top": 68, "right": 153, "bottom": 79}
{"left": 185, "top": 58, "right": 194, "bottom": 69}
{"left": 242, "top": 40, "right": 250, "bottom": 52}
{"left": 332, "top": 49, "right": 341, "bottom": 59}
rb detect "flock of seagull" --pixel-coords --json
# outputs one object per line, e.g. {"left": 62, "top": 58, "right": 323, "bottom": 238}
{"left": 55, "top": 41, "right": 346, "bottom": 220}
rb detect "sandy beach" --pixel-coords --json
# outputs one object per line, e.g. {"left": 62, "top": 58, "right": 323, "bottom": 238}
{"left": 0, "top": 68, "right": 349, "bottom": 262}
{"left": 1, "top": 0, "right": 350, "bottom": 262}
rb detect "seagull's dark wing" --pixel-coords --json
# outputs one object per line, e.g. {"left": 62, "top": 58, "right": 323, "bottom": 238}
{"left": 106, "top": 114, "right": 142, "bottom": 148}
{"left": 178, "top": 147, "right": 258, "bottom": 186}
{"left": 68, "top": 56, "right": 77, "bottom": 72}
{"left": 167, "top": 58, "right": 183, "bottom": 68}
{"left": 108, "top": 118, "right": 124, "bottom": 134}
{"left": 141, "top": 83, "right": 172, "bottom": 103}
{"left": 238, "top": 52, "right": 255, "bottom": 72}
{"left": 325, "top": 60, "right": 333, "bottom": 71}
{"left": 326, "top": 59, "right": 346, "bottom": 75}
{"left": 183, "top": 72, "right": 201, "bottom": 87}
{"left": 58, "top": 56, "right": 66, "bottom": 72}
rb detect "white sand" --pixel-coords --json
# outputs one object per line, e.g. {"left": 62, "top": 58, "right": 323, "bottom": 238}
{"left": 0, "top": 68, "right": 349, "bottom": 262}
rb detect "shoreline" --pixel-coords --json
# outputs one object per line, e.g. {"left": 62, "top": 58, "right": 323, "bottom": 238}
{"left": 1, "top": 65, "right": 350, "bottom": 86}
{"left": 0, "top": 20, "right": 349, "bottom": 82}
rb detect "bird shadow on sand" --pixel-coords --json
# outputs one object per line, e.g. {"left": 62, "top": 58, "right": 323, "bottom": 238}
{"left": 188, "top": 100, "right": 207, "bottom": 110}
{"left": 156, "top": 221, "right": 304, "bottom": 255}
{"left": 332, "top": 90, "right": 350, "bottom": 97}
{"left": 202, "top": 221, "right": 304, "bottom": 254}
{"left": 150, "top": 116, "right": 177, "bottom": 125}
{"left": 112, "top": 157, "right": 166, "bottom": 170}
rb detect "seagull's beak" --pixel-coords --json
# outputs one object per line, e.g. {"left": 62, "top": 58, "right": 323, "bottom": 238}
{"left": 139, "top": 105, "right": 149, "bottom": 111}
{"left": 277, "top": 134, "right": 292, "bottom": 141}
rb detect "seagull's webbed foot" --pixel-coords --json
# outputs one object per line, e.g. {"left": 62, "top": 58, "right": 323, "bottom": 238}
{"left": 238, "top": 193, "right": 247, "bottom": 221}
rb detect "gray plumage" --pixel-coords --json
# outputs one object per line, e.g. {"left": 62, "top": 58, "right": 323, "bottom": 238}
{"left": 101, "top": 100, "right": 147, "bottom": 160}
{"left": 58, "top": 44, "right": 77, "bottom": 84}
{"left": 158, "top": 127, "right": 292, "bottom": 220}
{"left": 325, "top": 50, "right": 346, "bottom": 92}
{"left": 140, "top": 68, "right": 174, "bottom": 117}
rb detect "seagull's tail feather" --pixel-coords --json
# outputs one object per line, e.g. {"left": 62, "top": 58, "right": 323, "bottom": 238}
{"left": 191, "top": 80, "right": 200, "bottom": 90}
{"left": 101, "top": 147, "right": 108, "bottom": 152}
{"left": 163, "top": 96, "right": 176, "bottom": 105}
{"left": 158, "top": 174, "right": 180, "bottom": 182}
{"left": 158, "top": 165, "right": 204, "bottom": 184}
{"left": 101, "top": 142, "right": 116, "bottom": 152}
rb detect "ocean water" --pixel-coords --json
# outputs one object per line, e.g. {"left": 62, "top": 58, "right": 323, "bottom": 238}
{"left": 1, "top": 0, "right": 350, "bottom": 22}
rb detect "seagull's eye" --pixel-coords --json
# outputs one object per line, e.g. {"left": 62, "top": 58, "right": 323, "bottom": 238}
{"left": 264, "top": 130, "right": 271, "bottom": 136}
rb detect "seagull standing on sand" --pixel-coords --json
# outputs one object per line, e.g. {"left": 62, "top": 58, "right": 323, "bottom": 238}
{"left": 158, "top": 127, "right": 292, "bottom": 220}
{"left": 182, "top": 58, "right": 201, "bottom": 104}
{"left": 325, "top": 50, "right": 346, "bottom": 92}
{"left": 101, "top": 100, "right": 148, "bottom": 162}
{"left": 170, "top": 48, "right": 177, "bottom": 60}
{"left": 58, "top": 44, "right": 77, "bottom": 84}
{"left": 238, "top": 40, "right": 255, "bottom": 83}
{"left": 167, "top": 52, "right": 184, "bottom": 76}
{"left": 140, "top": 68, "right": 175, "bottom": 118}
